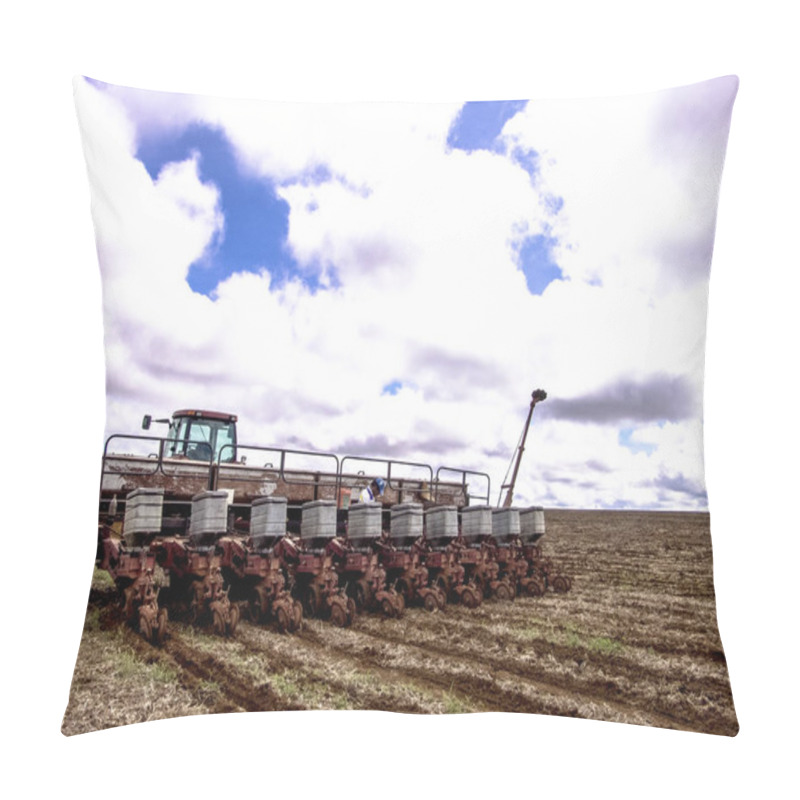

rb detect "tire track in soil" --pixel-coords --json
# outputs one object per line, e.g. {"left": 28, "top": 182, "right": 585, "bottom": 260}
{"left": 232, "top": 625, "right": 440, "bottom": 714}
{"left": 399, "top": 604, "right": 733, "bottom": 694}
{"left": 337, "top": 617, "right": 705, "bottom": 732}
{"left": 291, "top": 626, "right": 549, "bottom": 717}
{"left": 283, "top": 624, "right": 625, "bottom": 723}
{"left": 92, "top": 596, "right": 730, "bottom": 732}
{"left": 122, "top": 626, "right": 300, "bottom": 715}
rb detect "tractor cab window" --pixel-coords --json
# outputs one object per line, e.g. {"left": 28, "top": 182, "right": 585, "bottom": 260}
{"left": 214, "top": 423, "right": 236, "bottom": 463}
{"left": 165, "top": 416, "right": 236, "bottom": 463}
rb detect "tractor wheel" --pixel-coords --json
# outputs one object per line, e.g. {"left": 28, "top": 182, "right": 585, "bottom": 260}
{"left": 423, "top": 591, "right": 438, "bottom": 612}
{"left": 435, "top": 587, "right": 447, "bottom": 610}
{"left": 394, "top": 591, "right": 405, "bottom": 618}
{"left": 155, "top": 608, "right": 168, "bottom": 646}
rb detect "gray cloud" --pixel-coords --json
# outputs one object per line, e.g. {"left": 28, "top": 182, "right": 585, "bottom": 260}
{"left": 652, "top": 471, "right": 708, "bottom": 503}
{"left": 336, "top": 432, "right": 464, "bottom": 459}
{"left": 654, "top": 222, "right": 717, "bottom": 284}
{"left": 409, "top": 347, "right": 508, "bottom": 402}
{"left": 541, "top": 374, "right": 696, "bottom": 425}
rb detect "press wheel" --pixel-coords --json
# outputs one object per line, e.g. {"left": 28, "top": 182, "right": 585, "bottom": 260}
{"left": 494, "top": 582, "right": 512, "bottom": 602}
{"left": 228, "top": 603, "right": 240, "bottom": 635}
{"left": 155, "top": 607, "right": 168, "bottom": 645}
{"left": 381, "top": 596, "right": 396, "bottom": 618}
{"left": 139, "top": 609, "right": 152, "bottom": 642}
{"left": 275, "top": 604, "right": 290, "bottom": 633}
{"left": 292, "top": 600, "right": 303, "bottom": 632}
{"left": 330, "top": 598, "right": 348, "bottom": 628}
{"left": 212, "top": 607, "right": 226, "bottom": 636}
{"left": 461, "top": 585, "right": 478, "bottom": 609}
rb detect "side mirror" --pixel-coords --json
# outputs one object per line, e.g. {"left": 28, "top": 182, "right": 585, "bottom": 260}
{"left": 142, "top": 414, "right": 152, "bottom": 430}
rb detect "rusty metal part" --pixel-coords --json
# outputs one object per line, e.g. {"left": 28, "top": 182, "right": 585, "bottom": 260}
{"left": 551, "top": 575, "right": 571, "bottom": 593}
{"left": 422, "top": 589, "right": 439, "bottom": 612}
{"left": 380, "top": 596, "right": 396, "bottom": 618}
{"left": 378, "top": 546, "right": 436, "bottom": 611}
{"left": 522, "top": 576, "right": 546, "bottom": 597}
{"left": 272, "top": 594, "right": 300, "bottom": 633}
{"left": 249, "top": 585, "right": 268, "bottom": 623}
{"left": 102, "top": 539, "right": 166, "bottom": 644}
{"left": 293, "top": 600, "right": 303, "bottom": 631}
{"left": 492, "top": 579, "right": 514, "bottom": 602}
{"left": 275, "top": 603, "right": 291, "bottom": 633}
{"left": 328, "top": 594, "right": 350, "bottom": 627}
{"left": 212, "top": 607, "right": 226, "bottom": 636}
{"left": 457, "top": 583, "right": 481, "bottom": 609}
{"left": 155, "top": 607, "right": 168, "bottom": 645}
{"left": 139, "top": 606, "right": 153, "bottom": 642}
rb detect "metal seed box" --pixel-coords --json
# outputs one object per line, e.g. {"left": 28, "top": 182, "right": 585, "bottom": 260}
{"left": 347, "top": 502, "right": 382, "bottom": 541}
{"left": 250, "top": 495, "right": 287, "bottom": 548}
{"left": 390, "top": 503, "right": 423, "bottom": 545}
{"left": 301, "top": 499, "right": 337, "bottom": 540}
{"left": 519, "top": 506, "right": 546, "bottom": 543}
{"left": 492, "top": 507, "right": 521, "bottom": 542}
{"left": 460, "top": 505, "right": 493, "bottom": 542}
{"left": 123, "top": 487, "right": 165, "bottom": 547}
{"left": 425, "top": 505, "right": 458, "bottom": 547}
{"left": 189, "top": 490, "right": 230, "bottom": 545}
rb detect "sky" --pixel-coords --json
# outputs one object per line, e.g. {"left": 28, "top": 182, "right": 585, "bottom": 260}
{"left": 74, "top": 75, "right": 738, "bottom": 510}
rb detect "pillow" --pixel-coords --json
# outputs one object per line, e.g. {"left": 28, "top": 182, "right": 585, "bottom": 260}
{"left": 64, "top": 75, "right": 738, "bottom": 736}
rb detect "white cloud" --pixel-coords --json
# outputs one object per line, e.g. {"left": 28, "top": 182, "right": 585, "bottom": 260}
{"left": 75, "top": 77, "right": 734, "bottom": 509}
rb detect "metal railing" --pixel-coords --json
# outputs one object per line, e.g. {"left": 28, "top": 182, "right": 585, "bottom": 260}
{"left": 216, "top": 442, "right": 340, "bottom": 498}
{"left": 101, "top": 433, "right": 215, "bottom": 483}
{"left": 339, "top": 454, "right": 433, "bottom": 498}
{"left": 435, "top": 466, "right": 491, "bottom": 506}
{"left": 101, "top": 433, "right": 485, "bottom": 507}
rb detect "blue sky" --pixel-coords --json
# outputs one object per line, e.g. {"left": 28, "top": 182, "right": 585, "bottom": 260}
{"left": 137, "top": 123, "right": 319, "bottom": 295}
{"left": 446, "top": 100, "right": 528, "bottom": 152}
{"left": 75, "top": 76, "right": 738, "bottom": 509}
{"left": 447, "top": 100, "right": 564, "bottom": 296}
{"left": 135, "top": 99, "right": 565, "bottom": 300}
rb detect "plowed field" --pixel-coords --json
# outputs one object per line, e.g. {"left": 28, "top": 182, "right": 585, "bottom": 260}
{"left": 62, "top": 510, "right": 737, "bottom": 736}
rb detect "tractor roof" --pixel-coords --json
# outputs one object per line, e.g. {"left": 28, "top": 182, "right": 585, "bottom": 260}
{"left": 172, "top": 409, "right": 238, "bottom": 423}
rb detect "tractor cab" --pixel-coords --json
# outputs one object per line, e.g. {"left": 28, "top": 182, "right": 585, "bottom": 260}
{"left": 143, "top": 409, "right": 238, "bottom": 463}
